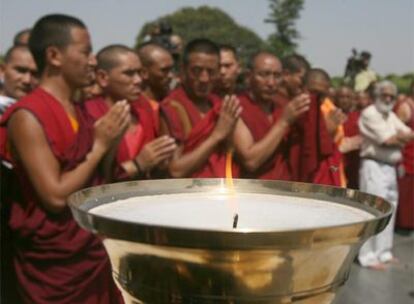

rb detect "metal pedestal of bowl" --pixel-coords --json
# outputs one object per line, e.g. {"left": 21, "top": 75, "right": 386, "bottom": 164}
{"left": 69, "top": 179, "right": 392, "bottom": 304}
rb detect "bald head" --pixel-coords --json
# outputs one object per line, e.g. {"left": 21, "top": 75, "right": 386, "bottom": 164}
{"left": 304, "top": 68, "right": 331, "bottom": 95}
{"left": 249, "top": 51, "right": 281, "bottom": 71}
{"left": 97, "top": 44, "right": 136, "bottom": 71}
{"left": 137, "top": 43, "right": 172, "bottom": 68}
{"left": 13, "top": 28, "right": 31, "bottom": 46}
{"left": 137, "top": 43, "right": 174, "bottom": 100}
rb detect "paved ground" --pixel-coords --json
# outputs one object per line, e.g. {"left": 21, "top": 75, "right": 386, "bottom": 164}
{"left": 334, "top": 231, "right": 414, "bottom": 304}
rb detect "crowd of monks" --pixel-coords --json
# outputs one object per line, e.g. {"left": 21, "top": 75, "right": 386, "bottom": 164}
{"left": 0, "top": 14, "right": 413, "bottom": 304}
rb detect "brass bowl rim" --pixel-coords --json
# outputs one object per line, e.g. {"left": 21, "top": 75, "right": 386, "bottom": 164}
{"left": 68, "top": 179, "right": 392, "bottom": 249}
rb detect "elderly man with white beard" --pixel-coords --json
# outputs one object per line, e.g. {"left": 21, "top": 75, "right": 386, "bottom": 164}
{"left": 357, "top": 80, "right": 414, "bottom": 269}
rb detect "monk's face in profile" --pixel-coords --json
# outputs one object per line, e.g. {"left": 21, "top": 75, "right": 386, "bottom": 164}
{"left": 99, "top": 52, "right": 143, "bottom": 102}
{"left": 2, "top": 47, "right": 37, "bottom": 99}
{"left": 182, "top": 52, "right": 219, "bottom": 101}
{"left": 217, "top": 49, "right": 240, "bottom": 93}
{"left": 249, "top": 54, "right": 282, "bottom": 103}
{"left": 59, "top": 27, "right": 96, "bottom": 89}
{"left": 143, "top": 49, "right": 174, "bottom": 99}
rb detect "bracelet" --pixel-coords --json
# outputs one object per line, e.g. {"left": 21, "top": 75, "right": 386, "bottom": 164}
{"left": 132, "top": 158, "right": 144, "bottom": 178}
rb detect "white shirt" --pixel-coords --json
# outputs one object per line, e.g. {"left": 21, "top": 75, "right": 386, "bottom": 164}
{"left": 0, "top": 95, "right": 16, "bottom": 115}
{"left": 359, "top": 104, "right": 411, "bottom": 164}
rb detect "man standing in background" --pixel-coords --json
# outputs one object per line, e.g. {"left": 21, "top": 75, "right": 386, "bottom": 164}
{"left": 0, "top": 46, "right": 37, "bottom": 114}
{"left": 358, "top": 80, "right": 414, "bottom": 269}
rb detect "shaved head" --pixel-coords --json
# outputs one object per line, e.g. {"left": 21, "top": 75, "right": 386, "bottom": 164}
{"left": 305, "top": 68, "right": 331, "bottom": 95}
{"left": 97, "top": 44, "right": 136, "bottom": 71}
{"left": 137, "top": 43, "right": 172, "bottom": 67}
{"left": 136, "top": 43, "right": 174, "bottom": 100}
{"left": 249, "top": 51, "right": 280, "bottom": 71}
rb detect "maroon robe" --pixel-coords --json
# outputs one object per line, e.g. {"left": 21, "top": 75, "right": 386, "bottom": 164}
{"left": 287, "top": 93, "right": 338, "bottom": 185}
{"left": 84, "top": 95, "right": 158, "bottom": 181}
{"left": 395, "top": 101, "right": 414, "bottom": 229}
{"left": 0, "top": 88, "right": 123, "bottom": 304}
{"left": 343, "top": 111, "right": 361, "bottom": 189}
{"left": 237, "top": 93, "right": 291, "bottom": 180}
{"left": 161, "top": 87, "right": 238, "bottom": 178}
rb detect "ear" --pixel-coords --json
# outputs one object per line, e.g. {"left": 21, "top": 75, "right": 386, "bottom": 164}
{"left": 45, "top": 46, "right": 64, "bottom": 70}
{"left": 95, "top": 68, "right": 109, "bottom": 89}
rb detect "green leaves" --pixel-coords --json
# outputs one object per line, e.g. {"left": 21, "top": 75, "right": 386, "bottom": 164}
{"left": 135, "top": 6, "right": 265, "bottom": 66}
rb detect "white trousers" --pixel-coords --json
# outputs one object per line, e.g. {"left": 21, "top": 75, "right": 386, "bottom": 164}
{"left": 358, "top": 159, "right": 398, "bottom": 266}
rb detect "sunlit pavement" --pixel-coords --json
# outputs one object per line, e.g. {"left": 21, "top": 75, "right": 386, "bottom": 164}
{"left": 334, "top": 231, "right": 414, "bottom": 304}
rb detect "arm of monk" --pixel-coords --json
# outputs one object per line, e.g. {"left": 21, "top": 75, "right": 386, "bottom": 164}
{"left": 8, "top": 102, "right": 130, "bottom": 213}
{"left": 233, "top": 94, "right": 310, "bottom": 172}
{"left": 359, "top": 108, "right": 411, "bottom": 147}
{"left": 169, "top": 97, "right": 241, "bottom": 178}
{"left": 120, "top": 136, "right": 177, "bottom": 178}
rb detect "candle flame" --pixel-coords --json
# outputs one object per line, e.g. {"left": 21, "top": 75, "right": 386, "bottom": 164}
{"left": 225, "top": 148, "right": 238, "bottom": 228}
{"left": 225, "top": 148, "right": 235, "bottom": 192}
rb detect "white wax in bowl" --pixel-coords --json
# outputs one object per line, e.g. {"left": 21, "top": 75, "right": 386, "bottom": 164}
{"left": 90, "top": 192, "right": 374, "bottom": 231}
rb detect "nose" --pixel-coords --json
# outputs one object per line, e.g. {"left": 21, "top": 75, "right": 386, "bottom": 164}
{"left": 89, "top": 54, "right": 97, "bottom": 67}
{"left": 266, "top": 75, "right": 277, "bottom": 87}
{"left": 22, "top": 72, "right": 32, "bottom": 85}
{"left": 199, "top": 69, "right": 210, "bottom": 83}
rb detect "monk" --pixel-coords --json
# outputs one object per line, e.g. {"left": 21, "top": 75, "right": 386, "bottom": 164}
{"left": 137, "top": 42, "right": 175, "bottom": 103}
{"left": 0, "top": 14, "right": 128, "bottom": 304}
{"left": 277, "top": 55, "right": 335, "bottom": 184}
{"left": 85, "top": 45, "right": 176, "bottom": 181}
{"left": 214, "top": 44, "right": 242, "bottom": 98}
{"left": 276, "top": 54, "right": 310, "bottom": 108}
{"left": 136, "top": 43, "right": 175, "bottom": 157}
{"left": 233, "top": 51, "right": 309, "bottom": 180}
{"left": 161, "top": 38, "right": 241, "bottom": 178}
{"left": 304, "top": 68, "right": 347, "bottom": 187}
{"left": 0, "top": 45, "right": 37, "bottom": 114}
{"left": 336, "top": 85, "right": 362, "bottom": 189}
{"left": 0, "top": 44, "right": 37, "bottom": 304}
{"left": 394, "top": 81, "right": 414, "bottom": 230}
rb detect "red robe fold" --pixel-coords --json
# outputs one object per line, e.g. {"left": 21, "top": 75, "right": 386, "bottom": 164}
{"left": 343, "top": 111, "right": 361, "bottom": 189}
{"left": 0, "top": 88, "right": 123, "bottom": 304}
{"left": 161, "top": 87, "right": 237, "bottom": 178}
{"left": 288, "top": 93, "right": 339, "bottom": 186}
{"left": 237, "top": 93, "right": 291, "bottom": 180}
{"left": 395, "top": 101, "right": 414, "bottom": 229}
{"left": 84, "top": 95, "right": 158, "bottom": 181}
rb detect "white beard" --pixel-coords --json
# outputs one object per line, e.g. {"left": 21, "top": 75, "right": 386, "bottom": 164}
{"left": 375, "top": 99, "right": 394, "bottom": 114}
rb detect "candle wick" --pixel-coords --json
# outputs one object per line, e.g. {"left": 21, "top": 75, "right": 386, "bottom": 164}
{"left": 232, "top": 213, "right": 239, "bottom": 229}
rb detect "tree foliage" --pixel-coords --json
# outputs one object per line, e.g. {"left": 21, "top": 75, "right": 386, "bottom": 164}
{"left": 265, "top": 0, "right": 304, "bottom": 57}
{"left": 136, "top": 6, "right": 265, "bottom": 65}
